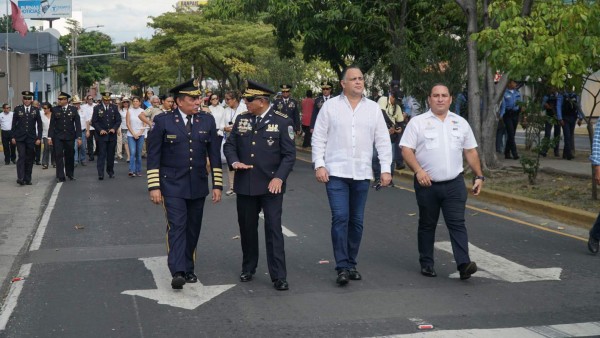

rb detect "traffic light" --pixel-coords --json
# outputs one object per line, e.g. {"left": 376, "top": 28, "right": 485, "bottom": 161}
{"left": 121, "top": 46, "right": 128, "bottom": 60}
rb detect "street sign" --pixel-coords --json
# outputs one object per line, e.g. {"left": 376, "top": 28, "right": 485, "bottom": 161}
{"left": 122, "top": 256, "right": 235, "bottom": 310}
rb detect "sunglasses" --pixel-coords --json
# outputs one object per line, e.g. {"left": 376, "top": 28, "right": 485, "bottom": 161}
{"left": 245, "top": 96, "right": 266, "bottom": 103}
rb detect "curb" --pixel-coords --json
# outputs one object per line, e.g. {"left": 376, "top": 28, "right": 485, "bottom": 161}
{"left": 297, "top": 146, "right": 595, "bottom": 229}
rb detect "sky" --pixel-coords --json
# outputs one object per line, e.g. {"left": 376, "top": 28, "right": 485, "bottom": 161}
{"left": 2, "top": 1, "right": 178, "bottom": 43}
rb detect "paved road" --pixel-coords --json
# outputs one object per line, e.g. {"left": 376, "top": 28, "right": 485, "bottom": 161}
{"left": 1, "top": 153, "right": 599, "bottom": 337}
{"left": 515, "top": 130, "right": 591, "bottom": 152}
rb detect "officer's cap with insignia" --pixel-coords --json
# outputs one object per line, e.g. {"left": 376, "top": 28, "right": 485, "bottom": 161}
{"left": 320, "top": 81, "right": 333, "bottom": 89}
{"left": 170, "top": 78, "right": 202, "bottom": 98}
{"left": 243, "top": 80, "right": 275, "bottom": 99}
{"left": 280, "top": 84, "right": 292, "bottom": 92}
{"left": 22, "top": 91, "right": 34, "bottom": 99}
{"left": 101, "top": 92, "right": 112, "bottom": 100}
{"left": 70, "top": 95, "right": 82, "bottom": 104}
{"left": 57, "top": 92, "right": 71, "bottom": 100}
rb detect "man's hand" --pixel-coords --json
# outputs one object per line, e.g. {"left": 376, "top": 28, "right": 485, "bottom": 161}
{"left": 268, "top": 178, "right": 283, "bottom": 194}
{"left": 472, "top": 178, "right": 484, "bottom": 196}
{"left": 77, "top": 139, "right": 82, "bottom": 147}
{"left": 35, "top": 139, "right": 41, "bottom": 146}
{"left": 149, "top": 190, "right": 162, "bottom": 205}
{"left": 380, "top": 172, "right": 392, "bottom": 186}
{"left": 86, "top": 130, "right": 90, "bottom": 138}
{"left": 108, "top": 128, "right": 116, "bottom": 134}
{"left": 388, "top": 127, "right": 395, "bottom": 135}
{"left": 212, "top": 189, "right": 222, "bottom": 203}
{"left": 47, "top": 139, "right": 52, "bottom": 146}
{"left": 577, "top": 119, "right": 583, "bottom": 127}
{"left": 233, "top": 162, "right": 253, "bottom": 170}
{"left": 415, "top": 169, "right": 432, "bottom": 187}
{"left": 315, "top": 167, "right": 329, "bottom": 183}
{"left": 100, "top": 130, "right": 108, "bottom": 135}
{"left": 559, "top": 119, "right": 565, "bottom": 127}
{"left": 11, "top": 138, "right": 16, "bottom": 145}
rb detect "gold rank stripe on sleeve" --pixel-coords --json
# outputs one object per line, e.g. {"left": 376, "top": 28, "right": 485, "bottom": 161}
{"left": 212, "top": 167, "right": 223, "bottom": 186}
{"left": 274, "top": 111, "right": 288, "bottom": 119}
{"left": 147, "top": 169, "right": 160, "bottom": 190}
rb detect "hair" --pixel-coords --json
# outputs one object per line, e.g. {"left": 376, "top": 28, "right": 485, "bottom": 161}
{"left": 131, "top": 96, "right": 141, "bottom": 103}
{"left": 225, "top": 90, "right": 242, "bottom": 102}
{"left": 150, "top": 95, "right": 160, "bottom": 102}
{"left": 42, "top": 102, "right": 52, "bottom": 109}
{"left": 306, "top": 90, "right": 313, "bottom": 98}
{"left": 429, "top": 83, "right": 451, "bottom": 96}
{"left": 341, "top": 65, "right": 362, "bottom": 81}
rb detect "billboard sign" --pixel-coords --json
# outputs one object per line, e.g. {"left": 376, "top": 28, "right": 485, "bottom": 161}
{"left": 18, "top": 0, "right": 72, "bottom": 19}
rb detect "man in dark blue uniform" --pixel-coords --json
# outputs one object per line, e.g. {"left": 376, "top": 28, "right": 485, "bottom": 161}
{"left": 11, "top": 91, "right": 42, "bottom": 185}
{"left": 223, "top": 80, "right": 296, "bottom": 291}
{"left": 92, "top": 92, "right": 121, "bottom": 180}
{"left": 557, "top": 91, "right": 585, "bottom": 160}
{"left": 147, "top": 78, "right": 223, "bottom": 290}
{"left": 310, "top": 81, "right": 333, "bottom": 132}
{"left": 272, "top": 84, "right": 300, "bottom": 134}
{"left": 48, "top": 92, "right": 82, "bottom": 182}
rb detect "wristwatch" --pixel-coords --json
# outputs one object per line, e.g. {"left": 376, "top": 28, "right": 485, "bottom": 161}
{"left": 472, "top": 175, "right": 486, "bottom": 183}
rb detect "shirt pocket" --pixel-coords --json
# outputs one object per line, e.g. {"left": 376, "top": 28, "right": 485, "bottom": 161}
{"left": 163, "top": 135, "right": 180, "bottom": 145}
{"left": 450, "top": 130, "right": 464, "bottom": 150}
{"left": 424, "top": 131, "right": 439, "bottom": 150}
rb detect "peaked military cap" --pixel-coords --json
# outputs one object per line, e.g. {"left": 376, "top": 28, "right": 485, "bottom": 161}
{"left": 57, "top": 92, "right": 71, "bottom": 100}
{"left": 22, "top": 91, "right": 34, "bottom": 99}
{"left": 71, "top": 95, "right": 82, "bottom": 104}
{"left": 101, "top": 91, "right": 112, "bottom": 100}
{"left": 280, "top": 84, "right": 292, "bottom": 91}
{"left": 320, "top": 81, "right": 333, "bottom": 89}
{"left": 243, "top": 80, "right": 275, "bottom": 98}
{"left": 170, "top": 78, "right": 202, "bottom": 97}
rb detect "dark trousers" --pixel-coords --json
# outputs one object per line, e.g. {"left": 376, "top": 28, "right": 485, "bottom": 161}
{"left": 87, "top": 131, "right": 96, "bottom": 159}
{"left": 34, "top": 142, "right": 41, "bottom": 163}
{"left": 16, "top": 139, "right": 35, "bottom": 182}
{"left": 591, "top": 212, "right": 600, "bottom": 240}
{"left": 54, "top": 139, "right": 75, "bottom": 179}
{"left": 542, "top": 120, "right": 560, "bottom": 156}
{"left": 1, "top": 130, "right": 16, "bottom": 163}
{"left": 236, "top": 193, "right": 286, "bottom": 281}
{"left": 301, "top": 125, "right": 312, "bottom": 148}
{"left": 163, "top": 196, "right": 206, "bottom": 275}
{"left": 495, "top": 119, "right": 506, "bottom": 153}
{"left": 326, "top": 176, "right": 370, "bottom": 271}
{"left": 414, "top": 174, "right": 471, "bottom": 269}
{"left": 503, "top": 110, "right": 519, "bottom": 157}
{"left": 561, "top": 115, "right": 577, "bottom": 159}
{"left": 96, "top": 135, "right": 117, "bottom": 176}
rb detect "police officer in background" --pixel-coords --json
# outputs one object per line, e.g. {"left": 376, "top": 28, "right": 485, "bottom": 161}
{"left": 48, "top": 92, "right": 82, "bottom": 182}
{"left": 499, "top": 79, "right": 522, "bottom": 160}
{"left": 557, "top": 91, "right": 585, "bottom": 160}
{"left": 273, "top": 84, "right": 301, "bottom": 134}
{"left": 223, "top": 80, "right": 296, "bottom": 291}
{"left": 147, "top": 78, "right": 223, "bottom": 290}
{"left": 92, "top": 92, "right": 121, "bottom": 180}
{"left": 11, "top": 91, "right": 42, "bottom": 185}
{"left": 540, "top": 88, "right": 561, "bottom": 157}
{"left": 310, "top": 81, "right": 333, "bottom": 132}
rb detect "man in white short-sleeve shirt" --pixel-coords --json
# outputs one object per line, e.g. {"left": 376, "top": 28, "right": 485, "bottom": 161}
{"left": 400, "top": 83, "right": 484, "bottom": 281}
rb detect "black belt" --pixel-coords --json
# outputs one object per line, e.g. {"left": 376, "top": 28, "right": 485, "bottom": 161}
{"left": 430, "top": 172, "right": 463, "bottom": 184}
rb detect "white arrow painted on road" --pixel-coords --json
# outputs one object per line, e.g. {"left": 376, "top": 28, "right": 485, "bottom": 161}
{"left": 122, "top": 256, "right": 235, "bottom": 310}
{"left": 435, "top": 241, "right": 562, "bottom": 282}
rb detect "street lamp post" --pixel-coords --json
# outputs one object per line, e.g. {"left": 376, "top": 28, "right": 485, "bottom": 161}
{"left": 67, "top": 24, "right": 103, "bottom": 96}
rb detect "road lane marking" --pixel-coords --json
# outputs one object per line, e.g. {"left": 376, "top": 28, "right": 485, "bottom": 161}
{"left": 29, "top": 182, "right": 63, "bottom": 251}
{"left": 435, "top": 241, "right": 562, "bottom": 282}
{"left": 122, "top": 256, "right": 235, "bottom": 310}
{"left": 373, "top": 320, "right": 600, "bottom": 337}
{"left": 0, "top": 264, "right": 31, "bottom": 331}
{"left": 258, "top": 212, "right": 297, "bottom": 237}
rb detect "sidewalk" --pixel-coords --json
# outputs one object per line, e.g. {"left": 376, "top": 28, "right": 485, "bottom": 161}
{"left": 0, "top": 161, "right": 55, "bottom": 299}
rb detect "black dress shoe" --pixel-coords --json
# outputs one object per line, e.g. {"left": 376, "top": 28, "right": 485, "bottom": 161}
{"left": 185, "top": 272, "right": 198, "bottom": 283}
{"left": 35, "top": 161, "right": 41, "bottom": 165}
{"left": 348, "top": 268, "right": 362, "bottom": 280}
{"left": 273, "top": 279, "right": 289, "bottom": 291}
{"left": 336, "top": 269, "right": 349, "bottom": 286}
{"left": 98, "top": 176, "right": 104, "bottom": 180}
{"left": 171, "top": 272, "right": 186, "bottom": 289}
{"left": 57, "top": 178, "right": 66, "bottom": 183}
{"left": 421, "top": 266, "right": 437, "bottom": 277}
{"left": 16, "top": 179, "right": 24, "bottom": 185}
{"left": 67, "top": 176, "right": 76, "bottom": 181}
{"left": 239, "top": 272, "right": 253, "bottom": 282}
{"left": 513, "top": 155, "right": 520, "bottom": 160}
{"left": 25, "top": 181, "right": 32, "bottom": 185}
{"left": 109, "top": 174, "right": 115, "bottom": 178}
{"left": 504, "top": 155, "right": 512, "bottom": 159}
{"left": 588, "top": 236, "right": 599, "bottom": 254}
{"left": 459, "top": 262, "right": 478, "bottom": 280}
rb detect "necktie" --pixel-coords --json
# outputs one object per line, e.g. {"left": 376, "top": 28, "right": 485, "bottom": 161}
{"left": 256, "top": 116, "right": 262, "bottom": 126}
{"left": 186, "top": 115, "right": 192, "bottom": 133}
{"left": 26, "top": 107, "right": 29, "bottom": 114}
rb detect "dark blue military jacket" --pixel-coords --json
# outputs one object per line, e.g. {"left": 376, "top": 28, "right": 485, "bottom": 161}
{"left": 11, "top": 105, "right": 42, "bottom": 141}
{"left": 272, "top": 98, "right": 300, "bottom": 131}
{"left": 146, "top": 109, "right": 223, "bottom": 199}
{"left": 48, "top": 105, "right": 81, "bottom": 140}
{"left": 223, "top": 107, "right": 296, "bottom": 196}
{"left": 310, "top": 96, "right": 326, "bottom": 129}
{"left": 92, "top": 103, "right": 121, "bottom": 141}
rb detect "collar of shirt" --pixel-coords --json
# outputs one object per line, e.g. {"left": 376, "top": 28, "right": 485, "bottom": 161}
{"left": 179, "top": 111, "right": 193, "bottom": 124}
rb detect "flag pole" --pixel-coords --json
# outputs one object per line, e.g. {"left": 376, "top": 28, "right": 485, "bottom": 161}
{"left": 6, "top": 0, "right": 10, "bottom": 108}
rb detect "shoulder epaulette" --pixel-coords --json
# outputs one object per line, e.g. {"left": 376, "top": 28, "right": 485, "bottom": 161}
{"left": 240, "top": 111, "right": 251, "bottom": 115}
{"left": 274, "top": 111, "right": 288, "bottom": 119}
